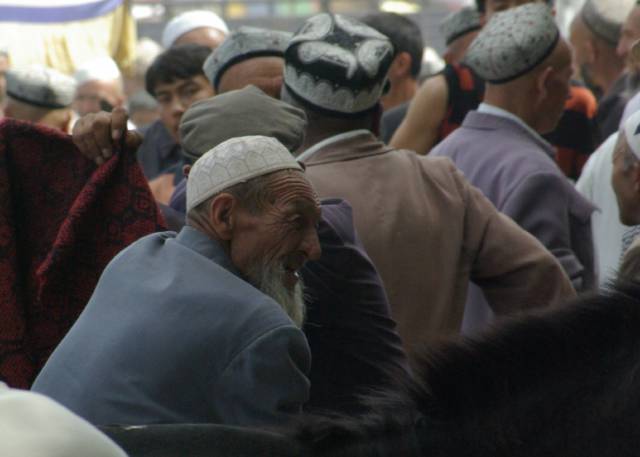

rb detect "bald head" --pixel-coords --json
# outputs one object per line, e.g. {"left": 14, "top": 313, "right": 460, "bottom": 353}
{"left": 483, "top": 36, "right": 572, "bottom": 134}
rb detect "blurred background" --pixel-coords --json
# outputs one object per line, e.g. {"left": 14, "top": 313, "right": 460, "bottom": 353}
{"left": 0, "top": 0, "right": 584, "bottom": 78}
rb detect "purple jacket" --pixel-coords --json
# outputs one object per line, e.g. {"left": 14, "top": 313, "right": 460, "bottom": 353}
{"left": 432, "top": 111, "right": 596, "bottom": 292}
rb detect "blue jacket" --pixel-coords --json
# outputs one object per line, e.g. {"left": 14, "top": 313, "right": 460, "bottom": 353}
{"left": 32, "top": 227, "right": 310, "bottom": 426}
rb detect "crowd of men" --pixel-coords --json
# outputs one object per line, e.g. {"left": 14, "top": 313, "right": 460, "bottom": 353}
{"left": 3, "top": 0, "right": 640, "bottom": 454}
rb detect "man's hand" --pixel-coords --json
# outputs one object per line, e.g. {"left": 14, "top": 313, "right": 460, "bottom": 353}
{"left": 72, "top": 107, "right": 143, "bottom": 165}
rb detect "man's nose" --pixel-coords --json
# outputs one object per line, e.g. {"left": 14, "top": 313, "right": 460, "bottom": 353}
{"left": 302, "top": 227, "right": 322, "bottom": 262}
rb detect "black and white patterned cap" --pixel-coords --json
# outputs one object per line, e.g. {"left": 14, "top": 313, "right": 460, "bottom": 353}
{"left": 6, "top": 66, "right": 76, "bottom": 109}
{"left": 465, "top": 3, "right": 559, "bottom": 84}
{"left": 581, "top": 0, "right": 635, "bottom": 46}
{"left": 283, "top": 13, "right": 394, "bottom": 116}
{"left": 203, "top": 27, "right": 292, "bottom": 90}
{"left": 440, "top": 7, "right": 482, "bottom": 46}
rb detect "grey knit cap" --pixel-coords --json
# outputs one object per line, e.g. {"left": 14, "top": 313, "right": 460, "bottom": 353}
{"left": 180, "top": 85, "right": 307, "bottom": 162}
{"left": 465, "top": 3, "right": 559, "bottom": 84}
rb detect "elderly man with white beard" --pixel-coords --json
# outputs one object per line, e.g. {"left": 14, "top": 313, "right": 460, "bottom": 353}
{"left": 32, "top": 135, "right": 321, "bottom": 426}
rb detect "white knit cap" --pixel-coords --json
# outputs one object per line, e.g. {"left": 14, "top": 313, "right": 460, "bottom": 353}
{"left": 0, "top": 383, "right": 127, "bottom": 457}
{"left": 74, "top": 56, "right": 121, "bottom": 85}
{"left": 162, "top": 10, "right": 229, "bottom": 48}
{"left": 581, "top": 0, "right": 635, "bottom": 46}
{"left": 623, "top": 109, "right": 640, "bottom": 159}
{"left": 186, "top": 135, "right": 302, "bottom": 213}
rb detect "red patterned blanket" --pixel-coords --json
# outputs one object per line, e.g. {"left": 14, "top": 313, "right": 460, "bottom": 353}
{"left": 0, "top": 119, "right": 165, "bottom": 388}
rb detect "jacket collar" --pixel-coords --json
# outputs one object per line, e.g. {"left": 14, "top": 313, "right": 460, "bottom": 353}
{"left": 299, "top": 129, "right": 393, "bottom": 166}
{"left": 174, "top": 226, "right": 240, "bottom": 277}
{"left": 462, "top": 110, "right": 556, "bottom": 159}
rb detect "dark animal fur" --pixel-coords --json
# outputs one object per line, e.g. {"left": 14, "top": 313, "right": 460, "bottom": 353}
{"left": 293, "top": 281, "right": 640, "bottom": 456}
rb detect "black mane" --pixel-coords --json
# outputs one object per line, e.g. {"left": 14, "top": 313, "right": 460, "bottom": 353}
{"left": 294, "top": 281, "right": 640, "bottom": 456}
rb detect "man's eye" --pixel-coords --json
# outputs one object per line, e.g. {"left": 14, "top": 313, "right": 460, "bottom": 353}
{"left": 180, "top": 87, "right": 199, "bottom": 98}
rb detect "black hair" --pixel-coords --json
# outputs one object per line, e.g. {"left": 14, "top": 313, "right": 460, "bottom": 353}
{"left": 361, "top": 12, "right": 423, "bottom": 79}
{"left": 145, "top": 44, "right": 211, "bottom": 96}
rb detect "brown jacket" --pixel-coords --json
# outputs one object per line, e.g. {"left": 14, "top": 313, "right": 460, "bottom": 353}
{"left": 300, "top": 130, "right": 575, "bottom": 359}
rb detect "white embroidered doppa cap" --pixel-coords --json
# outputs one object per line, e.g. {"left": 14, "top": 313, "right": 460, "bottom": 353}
{"left": 581, "top": 0, "right": 635, "bottom": 46}
{"left": 623, "top": 109, "right": 640, "bottom": 159}
{"left": 74, "top": 56, "right": 121, "bottom": 85}
{"left": 186, "top": 135, "right": 302, "bottom": 213}
{"left": 162, "top": 10, "right": 229, "bottom": 48}
{"left": 0, "top": 383, "right": 127, "bottom": 457}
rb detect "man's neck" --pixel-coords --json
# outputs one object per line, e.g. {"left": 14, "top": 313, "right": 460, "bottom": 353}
{"left": 381, "top": 78, "right": 418, "bottom": 111}
{"left": 600, "top": 67, "right": 626, "bottom": 96}
{"left": 299, "top": 128, "right": 348, "bottom": 153}
{"left": 483, "top": 89, "right": 538, "bottom": 131}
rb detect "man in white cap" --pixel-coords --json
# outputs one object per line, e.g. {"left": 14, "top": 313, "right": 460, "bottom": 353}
{"left": 282, "top": 13, "right": 575, "bottom": 364}
{"left": 162, "top": 10, "right": 228, "bottom": 49}
{"left": 73, "top": 56, "right": 125, "bottom": 117}
{"left": 432, "top": 4, "right": 596, "bottom": 294}
{"left": 33, "top": 135, "right": 320, "bottom": 426}
{"left": 0, "top": 383, "right": 127, "bottom": 457}
{"left": 613, "top": 109, "right": 640, "bottom": 226}
{"left": 613, "top": 110, "right": 640, "bottom": 277}
{"left": 3, "top": 65, "right": 76, "bottom": 132}
{"left": 570, "top": 0, "right": 636, "bottom": 142}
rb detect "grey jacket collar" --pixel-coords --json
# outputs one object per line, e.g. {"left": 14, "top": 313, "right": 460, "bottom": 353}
{"left": 175, "top": 226, "right": 240, "bottom": 277}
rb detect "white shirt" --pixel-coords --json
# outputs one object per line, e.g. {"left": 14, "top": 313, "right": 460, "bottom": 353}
{"left": 478, "top": 103, "right": 549, "bottom": 145}
{"left": 575, "top": 133, "right": 622, "bottom": 286}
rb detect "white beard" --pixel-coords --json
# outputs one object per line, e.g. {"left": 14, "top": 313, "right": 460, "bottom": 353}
{"left": 246, "top": 262, "right": 306, "bottom": 327}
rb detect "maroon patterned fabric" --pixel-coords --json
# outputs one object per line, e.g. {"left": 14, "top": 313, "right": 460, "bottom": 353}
{"left": 0, "top": 119, "right": 166, "bottom": 388}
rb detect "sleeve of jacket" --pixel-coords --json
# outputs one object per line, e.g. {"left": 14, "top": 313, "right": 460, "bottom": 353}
{"left": 303, "top": 199, "right": 410, "bottom": 414}
{"left": 501, "top": 172, "right": 589, "bottom": 290}
{"left": 456, "top": 168, "right": 576, "bottom": 315}
{"left": 212, "top": 324, "right": 311, "bottom": 427}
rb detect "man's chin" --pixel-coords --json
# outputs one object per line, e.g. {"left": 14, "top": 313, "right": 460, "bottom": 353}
{"left": 245, "top": 263, "right": 306, "bottom": 327}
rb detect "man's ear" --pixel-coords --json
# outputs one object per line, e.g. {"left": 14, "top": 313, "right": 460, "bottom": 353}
{"left": 208, "top": 193, "right": 236, "bottom": 241}
{"left": 536, "top": 66, "right": 553, "bottom": 101}
{"left": 391, "top": 52, "right": 413, "bottom": 78}
{"left": 183, "top": 164, "right": 192, "bottom": 179}
{"left": 632, "top": 163, "right": 640, "bottom": 194}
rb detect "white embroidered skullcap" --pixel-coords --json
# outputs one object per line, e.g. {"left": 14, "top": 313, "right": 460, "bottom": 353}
{"left": 74, "top": 56, "right": 121, "bottom": 85}
{"left": 203, "top": 26, "right": 292, "bottom": 90}
{"left": 6, "top": 65, "right": 76, "bottom": 109}
{"left": 0, "top": 383, "right": 127, "bottom": 457}
{"left": 622, "top": 109, "right": 640, "bottom": 159}
{"left": 162, "top": 10, "right": 229, "bottom": 48}
{"left": 581, "top": 0, "right": 635, "bottom": 46}
{"left": 465, "top": 3, "right": 559, "bottom": 84}
{"left": 186, "top": 135, "right": 302, "bottom": 213}
{"left": 440, "top": 7, "right": 482, "bottom": 46}
{"left": 284, "top": 13, "right": 394, "bottom": 116}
